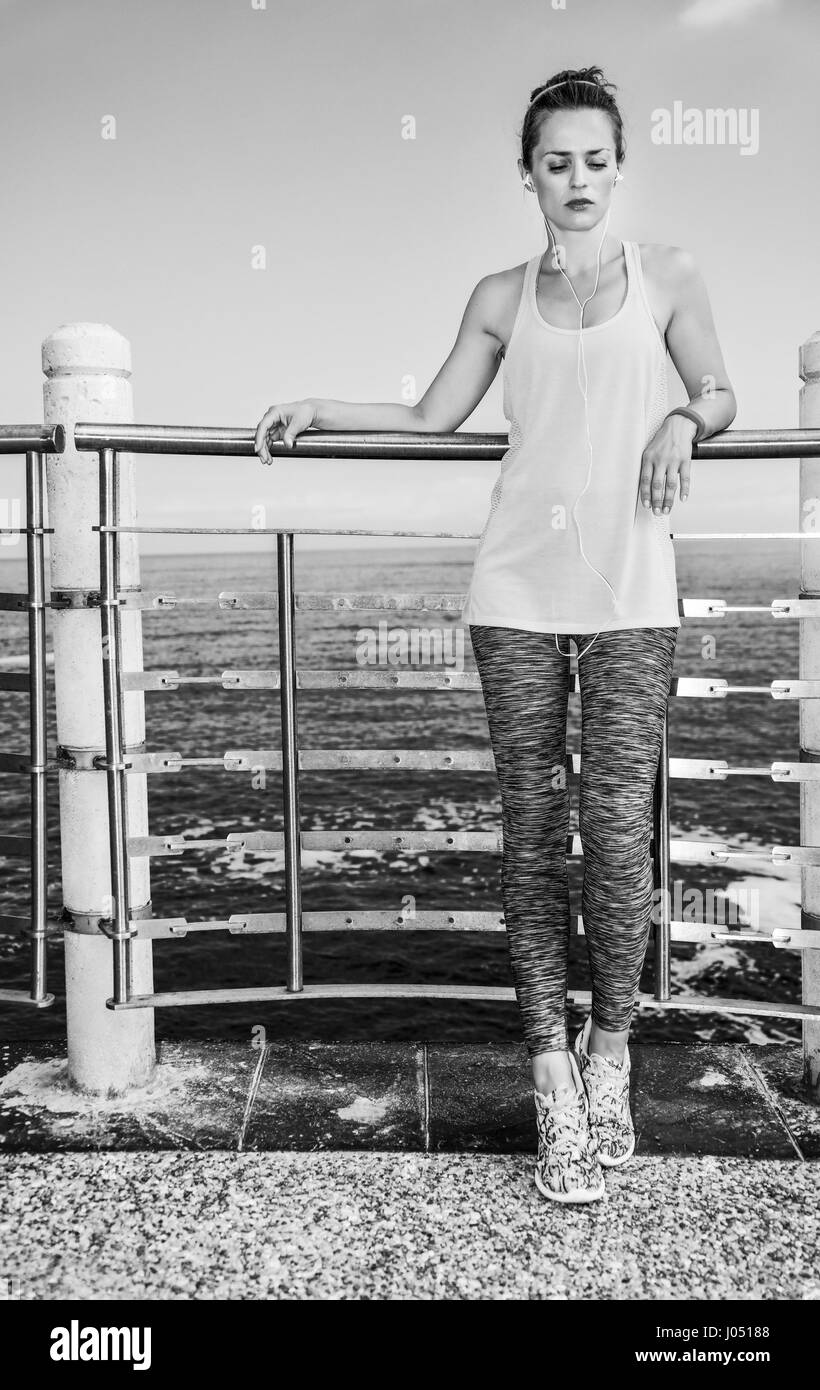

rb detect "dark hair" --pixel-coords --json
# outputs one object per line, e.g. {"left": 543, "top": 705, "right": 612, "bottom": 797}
{"left": 519, "top": 65, "right": 626, "bottom": 174}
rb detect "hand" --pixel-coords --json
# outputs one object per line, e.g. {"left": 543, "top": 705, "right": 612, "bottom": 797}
{"left": 638, "top": 414, "right": 696, "bottom": 515}
{"left": 254, "top": 400, "right": 318, "bottom": 465}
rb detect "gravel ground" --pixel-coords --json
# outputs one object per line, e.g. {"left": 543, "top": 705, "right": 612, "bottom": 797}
{"left": 2, "top": 1150, "right": 819, "bottom": 1300}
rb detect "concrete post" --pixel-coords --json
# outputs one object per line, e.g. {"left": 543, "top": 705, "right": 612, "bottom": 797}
{"left": 42, "top": 324, "right": 155, "bottom": 1094}
{"left": 799, "top": 330, "right": 820, "bottom": 1095}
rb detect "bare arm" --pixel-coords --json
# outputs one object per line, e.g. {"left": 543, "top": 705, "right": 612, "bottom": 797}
{"left": 664, "top": 247, "right": 737, "bottom": 438}
{"left": 412, "top": 274, "right": 506, "bottom": 431}
{"left": 308, "top": 275, "right": 505, "bottom": 433}
{"left": 639, "top": 248, "right": 737, "bottom": 512}
{"left": 308, "top": 397, "right": 423, "bottom": 431}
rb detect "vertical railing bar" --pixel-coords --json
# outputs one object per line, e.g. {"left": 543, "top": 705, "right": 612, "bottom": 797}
{"left": 25, "top": 448, "right": 49, "bottom": 1002}
{"left": 277, "top": 530, "right": 303, "bottom": 991}
{"left": 98, "top": 447, "right": 132, "bottom": 1003}
{"left": 653, "top": 709, "right": 672, "bottom": 1000}
{"left": 652, "top": 757, "right": 660, "bottom": 992}
{"left": 111, "top": 443, "right": 133, "bottom": 999}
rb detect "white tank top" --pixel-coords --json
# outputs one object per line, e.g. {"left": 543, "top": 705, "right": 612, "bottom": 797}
{"left": 461, "top": 239, "right": 681, "bottom": 633}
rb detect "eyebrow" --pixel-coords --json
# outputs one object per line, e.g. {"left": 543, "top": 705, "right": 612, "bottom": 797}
{"left": 542, "top": 147, "right": 612, "bottom": 155}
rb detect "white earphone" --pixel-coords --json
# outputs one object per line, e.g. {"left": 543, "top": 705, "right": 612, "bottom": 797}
{"left": 521, "top": 167, "right": 623, "bottom": 659}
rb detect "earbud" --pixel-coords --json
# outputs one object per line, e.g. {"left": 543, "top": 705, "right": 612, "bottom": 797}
{"left": 614, "top": 169, "right": 624, "bottom": 183}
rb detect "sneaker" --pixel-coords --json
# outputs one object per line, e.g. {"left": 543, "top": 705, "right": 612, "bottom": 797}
{"left": 532, "top": 1050, "right": 605, "bottom": 1204}
{"left": 573, "top": 1014, "right": 635, "bottom": 1167}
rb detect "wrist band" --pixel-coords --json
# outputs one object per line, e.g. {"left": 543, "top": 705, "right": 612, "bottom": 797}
{"left": 665, "top": 406, "right": 707, "bottom": 444}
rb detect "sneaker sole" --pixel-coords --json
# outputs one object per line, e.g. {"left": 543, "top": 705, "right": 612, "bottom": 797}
{"left": 534, "top": 1165, "right": 605, "bottom": 1204}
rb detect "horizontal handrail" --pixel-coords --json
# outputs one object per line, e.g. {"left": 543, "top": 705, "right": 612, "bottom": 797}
{"left": 106, "top": 982, "right": 820, "bottom": 1019}
{"left": 1, "top": 420, "right": 817, "bottom": 460}
{"left": 45, "top": 592, "right": 820, "bottom": 613}
{"left": 116, "top": 911, "right": 820, "bottom": 952}
{"left": 0, "top": 425, "right": 65, "bottom": 454}
{"left": 73, "top": 423, "right": 820, "bottom": 460}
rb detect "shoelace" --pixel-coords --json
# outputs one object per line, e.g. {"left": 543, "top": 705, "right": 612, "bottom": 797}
{"left": 536, "top": 1090, "right": 594, "bottom": 1163}
{"left": 584, "top": 1057, "right": 630, "bottom": 1125}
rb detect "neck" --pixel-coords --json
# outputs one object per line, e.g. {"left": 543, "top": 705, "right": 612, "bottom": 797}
{"left": 540, "top": 216, "right": 618, "bottom": 277}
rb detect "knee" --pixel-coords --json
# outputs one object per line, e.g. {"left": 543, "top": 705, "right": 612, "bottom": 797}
{"left": 578, "top": 796, "right": 652, "bottom": 860}
{"left": 502, "top": 777, "right": 570, "bottom": 839}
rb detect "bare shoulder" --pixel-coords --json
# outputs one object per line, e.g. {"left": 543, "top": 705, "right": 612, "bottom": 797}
{"left": 638, "top": 243, "right": 702, "bottom": 292}
{"left": 469, "top": 262, "right": 529, "bottom": 360}
{"left": 637, "top": 244, "right": 704, "bottom": 338}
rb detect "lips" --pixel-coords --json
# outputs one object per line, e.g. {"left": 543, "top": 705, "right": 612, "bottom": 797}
{"left": 566, "top": 199, "right": 592, "bottom": 207}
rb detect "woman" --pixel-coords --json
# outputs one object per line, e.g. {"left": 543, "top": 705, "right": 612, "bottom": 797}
{"left": 255, "top": 65, "right": 737, "bottom": 1205}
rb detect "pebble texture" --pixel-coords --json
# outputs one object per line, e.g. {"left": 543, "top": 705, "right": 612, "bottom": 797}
{"left": 1, "top": 1151, "right": 818, "bottom": 1300}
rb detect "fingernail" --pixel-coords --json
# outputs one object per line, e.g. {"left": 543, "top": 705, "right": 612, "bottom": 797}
{"left": 662, "top": 506, "right": 670, "bottom": 514}
{"left": 642, "top": 499, "right": 650, "bottom": 508}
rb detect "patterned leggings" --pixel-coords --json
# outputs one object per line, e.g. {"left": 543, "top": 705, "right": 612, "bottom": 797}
{"left": 469, "top": 623, "right": 678, "bottom": 1057}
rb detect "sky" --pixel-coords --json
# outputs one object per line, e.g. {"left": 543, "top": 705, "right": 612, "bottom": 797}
{"left": 1, "top": 0, "right": 818, "bottom": 554}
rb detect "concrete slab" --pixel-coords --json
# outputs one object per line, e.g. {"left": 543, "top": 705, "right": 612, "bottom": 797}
{"left": 428, "top": 1042, "right": 798, "bottom": 1157}
{"left": 745, "top": 1043, "right": 820, "bottom": 1159}
{"left": 0, "top": 1150, "right": 817, "bottom": 1300}
{"left": 629, "top": 1043, "right": 797, "bottom": 1158}
{"left": 0, "top": 1039, "right": 812, "bottom": 1157}
{"left": 0, "top": 1039, "right": 257, "bottom": 1152}
{"left": 428, "top": 1041, "right": 532, "bottom": 1151}
{"left": 242, "top": 1039, "right": 425, "bottom": 1151}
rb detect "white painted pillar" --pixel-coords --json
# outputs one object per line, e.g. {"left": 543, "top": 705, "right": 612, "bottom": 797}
{"left": 799, "top": 330, "right": 820, "bottom": 1095}
{"left": 42, "top": 323, "right": 155, "bottom": 1094}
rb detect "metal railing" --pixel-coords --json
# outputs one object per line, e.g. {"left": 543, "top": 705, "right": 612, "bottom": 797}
{"left": 0, "top": 424, "right": 65, "bottom": 1008}
{"left": 60, "top": 422, "right": 820, "bottom": 1030}
{"left": 4, "top": 420, "right": 820, "bottom": 1036}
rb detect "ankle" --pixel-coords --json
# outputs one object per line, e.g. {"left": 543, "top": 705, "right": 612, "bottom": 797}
{"left": 532, "top": 1048, "right": 577, "bottom": 1096}
{"left": 588, "top": 1021, "right": 629, "bottom": 1063}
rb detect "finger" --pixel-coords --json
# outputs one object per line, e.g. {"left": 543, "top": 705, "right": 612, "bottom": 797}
{"left": 678, "top": 458, "right": 691, "bottom": 502}
{"left": 278, "top": 409, "right": 296, "bottom": 449}
{"left": 639, "top": 456, "right": 654, "bottom": 508}
{"left": 254, "top": 407, "right": 276, "bottom": 454}
{"left": 267, "top": 412, "right": 287, "bottom": 462}
{"left": 255, "top": 408, "right": 280, "bottom": 465}
{"left": 661, "top": 473, "right": 678, "bottom": 513}
{"left": 268, "top": 427, "right": 290, "bottom": 460}
{"left": 651, "top": 467, "right": 667, "bottom": 513}
{"left": 284, "top": 408, "right": 308, "bottom": 449}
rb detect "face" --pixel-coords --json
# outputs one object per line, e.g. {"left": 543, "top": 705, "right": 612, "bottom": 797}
{"left": 519, "top": 108, "right": 620, "bottom": 231}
